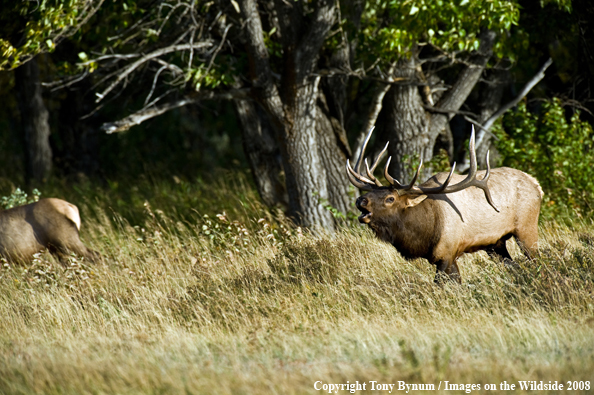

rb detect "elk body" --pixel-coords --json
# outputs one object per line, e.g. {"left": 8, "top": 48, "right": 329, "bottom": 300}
{"left": 347, "top": 127, "right": 543, "bottom": 283}
{"left": 0, "top": 198, "right": 99, "bottom": 263}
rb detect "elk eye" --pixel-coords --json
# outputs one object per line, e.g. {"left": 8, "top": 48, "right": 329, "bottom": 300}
{"left": 385, "top": 196, "right": 395, "bottom": 204}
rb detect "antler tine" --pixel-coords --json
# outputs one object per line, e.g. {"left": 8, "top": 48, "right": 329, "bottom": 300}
{"left": 467, "top": 126, "right": 478, "bottom": 180}
{"left": 384, "top": 155, "right": 424, "bottom": 191}
{"left": 384, "top": 157, "right": 404, "bottom": 188}
{"left": 365, "top": 159, "right": 384, "bottom": 187}
{"left": 346, "top": 161, "right": 375, "bottom": 191}
{"left": 347, "top": 159, "right": 375, "bottom": 184}
{"left": 370, "top": 142, "right": 389, "bottom": 173}
{"left": 347, "top": 126, "right": 387, "bottom": 190}
{"left": 483, "top": 150, "right": 491, "bottom": 182}
{"left": 406, "top": 161, "right": 456, "bottom": 194}
{"left": 354, "top": 126, "right": 375, "bottom": 174}
{"left": 364, "top": 142, "right": 389, "bottom": 187}
{"left": 405, "top": 158, "right": 423, "bottom": 190}
{"left": 480, "top": 150, "right": 499, "bottom": 211}
{"left": 439, "top": 126, "right": 479, "bottom": 192}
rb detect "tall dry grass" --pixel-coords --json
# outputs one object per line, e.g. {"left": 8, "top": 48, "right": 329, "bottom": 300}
{"left": 0, "top": 174, "right": 593, "bottom": 394}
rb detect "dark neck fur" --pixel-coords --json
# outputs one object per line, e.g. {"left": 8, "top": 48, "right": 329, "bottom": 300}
{"left": 369, "top": 200, "right": 442, "bottom": 261}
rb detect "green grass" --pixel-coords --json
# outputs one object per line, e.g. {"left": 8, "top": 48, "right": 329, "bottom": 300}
{"left": 0, "top": 173, "right": 593, "bottom": 394}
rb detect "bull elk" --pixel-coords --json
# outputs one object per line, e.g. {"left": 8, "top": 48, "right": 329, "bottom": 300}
{"left": 0, "top": 198, "right": 100, "bottom": 263}
{"left": 346, "top": 127, "right": 543, "bottom": 283}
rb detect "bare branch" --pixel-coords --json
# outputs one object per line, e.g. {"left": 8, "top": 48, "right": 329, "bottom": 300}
{"left": 100, "top": 88, "right": 251, "bottom": 134}
{"left": 78, "top": 53, "right": 141, "bottom": 66}
{"left": 144, "top": 65, "right": 170, "bottom": 106}
{"left": 475, "top": 58, "right": 553, "bottom": 149}
{"left": 42, "top": 70, "right": 90, "bottom": 91}
{"left": 483, "top": 58, "right": 553, "bottom": 132}
{"left": 462, "top": 116, "right": 499, "bottom": 141}
{"left": 422, "top": 104, "right": 478, "bottom": 118}
{"left": 152, "top": 58, "right": 184, "bottom": 76}
{"left": 193, "top": 24, "right": 232, "bottom": 90}
{"left": 142, "top": 88, "right": 176, "bottom": 110}
{"left": 94, "top": 41, "right": 213, "bottom": 103}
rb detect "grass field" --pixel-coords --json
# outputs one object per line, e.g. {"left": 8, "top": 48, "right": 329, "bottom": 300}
{"left": 0, "top": 174, "right": 593, "bottom": 394}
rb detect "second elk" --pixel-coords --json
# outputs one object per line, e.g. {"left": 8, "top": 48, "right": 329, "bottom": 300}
{"left": 347, "top": 127, "right": 543, "bottom": 283}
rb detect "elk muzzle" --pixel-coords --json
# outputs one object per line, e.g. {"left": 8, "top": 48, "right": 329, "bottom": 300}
{"left": 356, "top": 196, "right": 372, "bottom": 224}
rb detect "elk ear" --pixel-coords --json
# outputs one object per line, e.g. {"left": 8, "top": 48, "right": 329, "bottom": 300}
{"left": 405, "top": 194, "right": 427, "bottom": 208}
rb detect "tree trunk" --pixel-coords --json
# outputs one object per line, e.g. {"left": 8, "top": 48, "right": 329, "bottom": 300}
{"left": 238, "top": 0, "right": 339, "bottom": 229}
{"left": 475, "top": 68, "right": 510, "bottom": 167}
{"left": 276, "top": 78, "right": 336, "bottom": 229}
{"left": 316, "top": 90, "right": 351, "bottom": 217}
{"left": 378, "top": 58, "right": 431, "bottom": 183}
{"left": 14, "top": 57, "right": 52, "bottom": 185}
{"left": 322, "top": 42, "right": 350, "bottom": 127}
{"left": 234, "top": 98, "right": 287, "bottom": 207}
{"left": 428, "top": 30, "right": 496, "bottom": 148}
{"left": 55, "top": 82, "right": 101, "bottom": 178}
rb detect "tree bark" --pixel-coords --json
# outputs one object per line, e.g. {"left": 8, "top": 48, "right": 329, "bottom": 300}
{"left": 234, "top": 98, "right": 287, "bottom": 207}
{"left": 378, "top": 57, "right": 430, "bottom": 182}
{"left": 277, "top": 78, "right": 335, "bottom": 229}
{"left": 475, "top": 68, "right": 510, "bottom": 167}
{"left": 14, "top": 57, "right": 52, "bottom": 185}
{"left": 322, "top": 42, "right": 350, "bottom": 126}
{"left": 316, "top": 90, "right": 351, "bottom": 217}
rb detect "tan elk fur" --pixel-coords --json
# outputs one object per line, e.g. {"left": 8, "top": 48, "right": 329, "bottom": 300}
{"left": 0, "top": 198, "right": 99, "bottom": 263}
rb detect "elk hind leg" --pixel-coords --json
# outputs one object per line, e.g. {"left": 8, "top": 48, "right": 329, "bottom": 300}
{"left": 48, "top": 223, "right": 101, "bottom": 264}
{"left": 514, "top": 226, "right": 539, "bottom": 259}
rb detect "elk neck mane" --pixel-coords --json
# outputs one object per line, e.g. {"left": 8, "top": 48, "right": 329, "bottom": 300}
{"left": 371, "top": 197, "right": 443, "bottom": 261}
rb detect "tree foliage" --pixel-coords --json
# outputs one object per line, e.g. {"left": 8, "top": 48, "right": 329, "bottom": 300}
{"left": 361, "top": 0, "right": 519, "bottom": 60}
{"left": 494, "top": 99, "right": 594, "bottom": 218}
{"left": 0, "top": 0, "right": 103, "bottom": 70}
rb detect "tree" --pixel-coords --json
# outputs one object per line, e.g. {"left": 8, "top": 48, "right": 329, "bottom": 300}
{"left": 14, "top": 56, "right": 52, "bottom": 184}
{"left": 68, "top": 0, "right": 571, "bottom": 229}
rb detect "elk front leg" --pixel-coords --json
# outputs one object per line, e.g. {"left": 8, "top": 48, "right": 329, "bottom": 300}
{"left": 434, "top": 259, "right": 461, "bottom": 284}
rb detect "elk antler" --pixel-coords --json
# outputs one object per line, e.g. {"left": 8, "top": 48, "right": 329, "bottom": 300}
{"left": 346, "top": 126, "right": 389, "bottom": 190}
{"left": 346, "top": 125, "right": 500, "bottom": 212}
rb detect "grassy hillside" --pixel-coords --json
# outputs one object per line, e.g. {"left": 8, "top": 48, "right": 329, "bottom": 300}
{"left": 0, "top": 174, "right": 593, "bottom": 394}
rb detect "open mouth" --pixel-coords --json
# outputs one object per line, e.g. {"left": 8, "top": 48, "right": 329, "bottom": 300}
{"left": 358, "top": 208, "right": 372, "bottom": 224}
